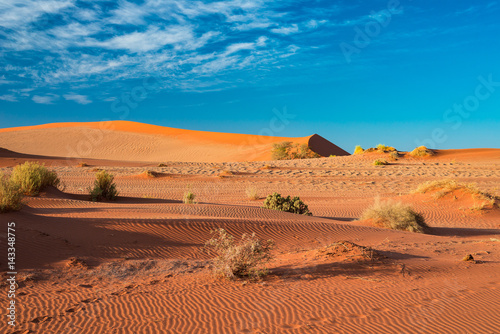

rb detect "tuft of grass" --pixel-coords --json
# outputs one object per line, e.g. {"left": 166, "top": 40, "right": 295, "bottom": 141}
{"left": 354, "top": 145, "right": 364, "bottom": 155}
{"left": 360, "top": 199, "right": 428, "bottom": 233}
{"left": 89, "top": 170, "right": 118, "bottom": 202}
{"left": 263, "top": 192, "right": 312, "bottom": 216}
{"left": 373, "top": 159, "right": 388, "bottom": 166}
{"left": 183, "top": 190, "right": 196, "bottom": 204}
{"left": 0, "top": 173, "right": 24, "bottom": 213}
{"left": 410, "top": 146, "right": 434, "bottom": 157}
{"left": 77, "top": 162, "right": 89, "bottom": 167}
{"left": 272, "top": 142, "right": 320, "bottom": 160}
{"left": 388, "top": 151, "right": 399, "bottom": 161}
{"left": 376, "top": 144, "right": 397, "bottom": 153}
{"left": 157, "top": 163, "right": 168, "bottom": 167}
{"left": 329, "top": 155, "right": 337, "bottom": 158}
{"left": 205, "top": 228, "right": 273, "bottom": 280}
{"left": 245, "top": 187, "right": 260, "bottom": 200}
{"left": 261, "top": 165, "right": 272, "bottom": 170}
{"left": 10, "top": 161, "right": 60, "bottom": 196}
{"left": 414, "top": 179, "right": 499, "bottom": 206}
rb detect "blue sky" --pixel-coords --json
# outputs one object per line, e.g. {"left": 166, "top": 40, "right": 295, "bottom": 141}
{"left": 1, "top": 0, "right": 499, "bottom": 152}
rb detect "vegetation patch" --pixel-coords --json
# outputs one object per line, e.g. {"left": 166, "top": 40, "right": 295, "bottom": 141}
{"left": 77, "top": 162, "right": 89, "bottom": 167}
{"left": 360, "top": 199, "right": 428, "bottom": 233}
{"left": 10, "top": 161, "right": 60, "bottom": 196}
{"left": 272, "top": 141, "right": 320, "bottom": 160}
{"left": 205, "top": 228, "right": 273, "bottom": 280}
{"left": 354, "top": 145, "right": 364, "bottom": 155}
{"left": 263, "top": 192, "right": 312, "bottom": 216}
{"left": 183, "top": 190, "right": 196, "bottom": 204}
{"left": 0, "top": 173, "right": 23, "bottom": 213}
{"left": 89, "top": 170, "right": 118, "bottom": 202}
{"left": 373, "top": 159, "right": 389, "bottom": 166}
{"left": 157, "top": 163, "right": 168, "bottom": 167}
{"left": 245, "top": 187, "right": 260, "bottom": 200}
{"left": 410, "top": 146, "right": 434, "bottom": 157}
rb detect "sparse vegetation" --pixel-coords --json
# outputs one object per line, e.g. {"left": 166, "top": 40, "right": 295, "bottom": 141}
{"left": 376, "top": 144, "right": 397, "bottom": 152}
{"left": 205, "top": 228, "right": 273, "bottom": 280}
{"left": 272, "top": 141, "right": 320, "bottom": 160}
{"left": 245, "top": 187, "right": 260, "bottom": 200}
{"left": 410, "top": 146, "right": 434, "bottom": 157}
{"left": 373, "top": 159, "right": 388, "bottom": 166}
{"left": 89, "top": 170, "right": 118, "bottom": 202}
{"left": 360, "top": 199, "right": 428, "bottom": 233}
{"left": 183, "top": 190, "right": 196, "bottom": 204}
{"left": 263, "top": 192, "right": 312, "bottom": 216}
{"left": 77, "top": 162, "right": 89, "bottom": 167}
{"left": 354, "top": 145, "right": 364, "bottom": 155}
{"left": 0, "top": 173, "right": 23, "bottom": 213}
{"left": 10, "top": 161, "right": 60, "bottom": 196}
{"left": 388, "top": 151, "right": 399, "bottom": 161}
{"left": 157, "top": 163, "right": 168, "bottom": 167}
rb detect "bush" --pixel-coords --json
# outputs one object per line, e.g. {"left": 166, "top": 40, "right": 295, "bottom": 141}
{"left": 410, "top": 146, "right": 434, "bottom": 157}
{"left": 388, "top": 151, "right": 399, "bottom": 161}
{"left": 360, "top": 199, "right": 428, "bottom": 233}
{"left": 376, "top": 144, "right": 396, "bottom": 152}
{"left": 373, "top": 159, "right": 388, "bottom": 166}
{"left": 272, "top": 142, "right": 320, "bottom": 160}
{"left": 263, "top": 192, "right": 312, "bottom": 216}
{"left": 245, "top": 187, "right": 260, "bottom": 200}
{"left": 205, "top": 228, "right": 273, "bottom": 279}
{"left": 0, "top": 173, "right": 23, "bottom": 213}
{"left": 354, "top": 145, "right": 364, "bottom": 155}
{"left": 414, "top": 179, "right": 499, "bottom": 203}
{"left": 89, "top": 170, "right": 118, "bottom": 201}
{"left": 10, "top": 161, "right": 60, "bottom": 196}
{"left": 183, "top": 191, "right": 196, "bottom": 204}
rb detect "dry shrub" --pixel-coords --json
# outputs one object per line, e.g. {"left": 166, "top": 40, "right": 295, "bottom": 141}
{"left": 354, "top": 145, "right": 364, "bottom": 155}
{"left": 373, "top": 159, "right": 388, "bottom": 166}
{"left": 245, "top": 187, "right": 260, "bottom": 200}
{"left": 205, "top": 228, "right": 273, "bottom": 280}
{"left": 10, "top": 161, "right": 60, "bottom": 196}
{"left": 77, "top": 162, "right": 89, "bottom": 167}
{"left": 376, "top": 144, "right": 397, "bottom": 152}
{"left": 410, "top": 146, "right": 434, "bottom": 157}
{"left": 272, "top": 141, "right": 320, "bottom": 160}
{"left": 388, "top": 151, "right": 399, "bottom": 161}
{"left": 157, "top": 163, "right": 168, "bottom": 167}
{"left": 0, "top": 173, "right": 23, "bottom": 213}
{"left": 183, "top": 190, "right": 196, "bottom": 204}
{"left": 360, "top": 199, "right": 428, "bottom": 233}
{"left": 89, "top": 170, "right": 118, "bottom": 201}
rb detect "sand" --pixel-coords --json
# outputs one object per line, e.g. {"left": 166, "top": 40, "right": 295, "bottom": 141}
{"left": 0, "top": 123, "right": 499, "bottom": 333}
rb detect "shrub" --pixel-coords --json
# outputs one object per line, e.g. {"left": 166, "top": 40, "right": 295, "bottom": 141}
{"left": 183, "top": 191, "right": 196, "bottom": 204}
{"left": 157, "top": 163, "right": 168, "bottom": 167}
{"left": 10, "top": 161, "right": 60, "bottom": 196}
{"left": 89, "top": 170, "right": 118, "bottom": 201}
{"left": 77, "top": 162, "right": 89, "bottom": 167}
{"left": 272, "top": 142, "right": 320, "bottom": 160}
{"left": 376, "top": 144, "right": 396, "bottom": 152}
{"left": 360, "top": 199, "right": 428, "bottom": 233}
{"left": 410, "top": 146, "right": 434, "bottom": 157}
{"left": 354, "top": 145, "right": 364, "bottom": 155}
{"left": 0, "top": 173, "right": 23, "bottom": 213}
{"left": 245, "top": 187, "right": 260, "bottom": 200}
{"left": 414, "top": 179, "right": 499, "bottom": 203}
{"left": 388, "top": 151, "right": 399, "bottom": 161}
{"left": 205, "top": 228, "right": 273, "bottom": 279}
{"left": 263, "top": 192, "right": 312, "bottom": 216}
{"left": 373, "top": 159, "right": 388, "bottom": 166}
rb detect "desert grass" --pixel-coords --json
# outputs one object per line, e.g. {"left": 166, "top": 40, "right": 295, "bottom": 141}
{"left": 373, "top": 159, "right": 388, "bottom": 166}
{"left": 388, "top": 151, "right": 399, "bottom": 161}
{"left": 89, "top": 170, "right": 118, "bottom": 201}
{"left": 376, "top": 144, "right": 397, "bottom": 152}
{"left": 77, "top": 162, "right": 89, "bottom": 167}
{"left": 183, "top": 190, "right": 196, "bottom": 204}
{"left": 410, "top": 146, "right": 434, "bottom": 157}
{"left": 263, "top": 192, "right": 312, "bottom": 216}
{"left": 0, "top": 173, "right": 24, "bottom": 213}
{"left": 205, "top": 228, "right": 273, "bottom": 280}
{"left": 354, "top": 145, "right": 364, "bottom": 155}
{"left": 360, "top": 199, "right": 428, "bottom": 233}
{"left": 157, "top": 163, "right": 168, "bottom": 167}
{"left": 10, "top": 161, "right": 60, "bottom": 196}
{"left": 415, "top": 179, "right": 498, "bottom": 201}
{"left": 245, "top": 187, "right": 260, "bottom": 200}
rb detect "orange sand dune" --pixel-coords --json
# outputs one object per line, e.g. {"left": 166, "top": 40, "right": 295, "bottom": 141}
{"left": 434, "top": 148, "right": 500, "bottom": 161}
{"left": 0, "top": 121, "right": 349, "bottom": 163}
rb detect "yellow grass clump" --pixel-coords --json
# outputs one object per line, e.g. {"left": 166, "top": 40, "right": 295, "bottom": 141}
{"left": 10, "top": 161, "right": 60, "bottom": 196}
{"left": 354, "top": 145, "right": 364, "bottom": 155}
{"left": 410, "top": 146, "right": 434, "bottom": 157}
{"left": 414, "top": 179, "right": 499, "bottom": 206}
{"left": 0, "top": 173, "right": 24, "bottom": 213}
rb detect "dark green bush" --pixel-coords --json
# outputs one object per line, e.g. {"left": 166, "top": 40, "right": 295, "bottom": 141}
{"left": 89, "top": 170, "right": 118, "bottom": 201}
{"left": 263, "top": 192, "right": 312, "bottom": 216}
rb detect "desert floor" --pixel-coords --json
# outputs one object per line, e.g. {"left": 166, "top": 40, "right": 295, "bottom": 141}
{"left": 1, "top": 149, "right": 500, "bottom": 333}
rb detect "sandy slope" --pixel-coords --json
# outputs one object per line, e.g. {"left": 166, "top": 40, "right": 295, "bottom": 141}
{"left": 0, "top": 121, "right": 349, "bottom": 163}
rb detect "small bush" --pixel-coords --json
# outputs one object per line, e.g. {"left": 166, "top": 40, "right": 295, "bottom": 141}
{"left": 157, "top": 163, "right": 168, "bottom": 167}
{"left": 388, "top": 151, "right": 399, "bottom": 161}
{"left": 77, "top": 162, "right": 89, "bottom": 167}
{"left": 183, "top": 191, "right": 196, "bottom": 204}
{"left": 354, "top": 145, "right": 364, "bottom": 155}
{"left": 10, "top": 161, "right": 60, "bottom": 196}
{"left": 245, "top": 187, "right": 260, "bottom": 200}
{"left": 272, "top": 142, "right": 320, "bottom": 160}
{"left": 0, "top": 173, "right": 23, "bottom": 213}
{"left": 410, "top": 146, "right": 434, "bottom": 157}
{"left": 205, "top": 228, "right": 273, "bottom": 280}
{"left": 376, "top": 144, "right": 396, "bottom": 153}
{"left": 373, "top": 159, "right": 388, "bottom": 166}
{"left": 263, "top": 192, "right": 312, "bottom": 216}
{"left": 360, "top": 199, "right": 428, "bottom": 233}
{"left": 89, "top": 170, "right": 118, "bottom": 202}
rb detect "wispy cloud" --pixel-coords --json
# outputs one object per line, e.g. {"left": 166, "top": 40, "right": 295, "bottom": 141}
{"left": 63, "top": 93, "right": 92, "bottom": 104}
{"left": 271, "top": 24, "right": 300, "bottom": 35}
{"left": 0, "top": 94, "right": 17, "bottom": 102}
{"left": 32, "top": 94, "right": 59, "bottom": 104}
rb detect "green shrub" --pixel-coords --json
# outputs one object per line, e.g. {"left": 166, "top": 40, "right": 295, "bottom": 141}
{"left": 410, "top": 146, "right": 434, "bottom": 157}
{"left": 373, "top": 159, "right": 388, "bottom": 166}
{"left": 263, "top": 192, "right": 312, "bottom": 216}
{"left": 183, "top": 191, "right": 196, "bottom": 204}
{"left": 89, "top": 170, "right": 118, "bottom": 201}
{"left": 272, "top": 142, "right": 320, "bottom": 160}
{"left": 205, "top": 228, "right": 273, "bottom": 279}
{"left": 10, "top": 161, "right": 60, "bottom": 196}
{"left": 360, "top": 199, "right": 428, "bottom": 233}
{"left": 354, "top": 145, "right": 364, "bottom": 155}
{"left": 0, "top": 173, "right": 23, "bottom": 213}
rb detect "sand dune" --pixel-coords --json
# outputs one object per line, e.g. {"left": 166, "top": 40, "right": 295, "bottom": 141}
{"left": 0, "top": 121, "right": 349, "bottom": 163}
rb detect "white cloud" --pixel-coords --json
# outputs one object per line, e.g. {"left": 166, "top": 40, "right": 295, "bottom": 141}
{"left": 0, "top": 0, "right": 75, "bottom": 29}
{"left": 225, "top": 42, "right": 255, "bottom": 55}
{"left": 0, "top": 94, "right": 17, "bottom": 102}
{"left": 271, "top": 24, "right": 300, "bottom": 35}
{"left": 32, "top": 94, "right": 59, "bottom": 104}
{"left": 63, "top": 93, "right": 92, "bottom": 104}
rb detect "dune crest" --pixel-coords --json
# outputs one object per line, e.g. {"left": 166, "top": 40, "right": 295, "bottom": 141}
{"left": 0, "top": 121, "right": 349, "bottom": 163}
